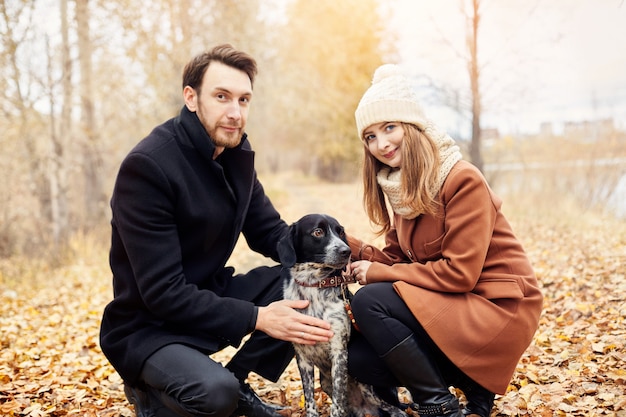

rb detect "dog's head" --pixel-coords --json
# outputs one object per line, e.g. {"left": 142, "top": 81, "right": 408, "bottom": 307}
{"left": 277, "top": 214, "right": 351, "bottom": 270}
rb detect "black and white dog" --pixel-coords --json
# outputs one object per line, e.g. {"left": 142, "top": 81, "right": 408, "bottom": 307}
{"left": 278, "top": 214, "right": 405, "bottom": 417}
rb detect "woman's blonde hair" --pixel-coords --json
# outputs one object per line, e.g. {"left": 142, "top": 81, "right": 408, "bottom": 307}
{"left": 361, "top": 123, "right": 441, "bottom": 235}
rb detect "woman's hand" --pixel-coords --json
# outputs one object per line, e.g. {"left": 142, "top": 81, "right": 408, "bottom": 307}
{"left": 349, "top": 260, "right": 372, "bottom": 285}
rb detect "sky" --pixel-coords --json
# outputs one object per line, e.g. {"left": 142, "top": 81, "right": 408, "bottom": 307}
{"left": 389, "top": 0, "right": 626, "bottom": 136}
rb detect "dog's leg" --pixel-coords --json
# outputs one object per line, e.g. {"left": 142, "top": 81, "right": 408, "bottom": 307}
{"left": 329, "top": 331, "right": 350, "bottom": 417}
{"left": 356, "top": 383, "right": 407, "bottom": 417}
{"left": 296, "top": 353, "right": 319, "bottom": 417}
{"left": 378, "top": 401, "right": 407, "bottom": 417}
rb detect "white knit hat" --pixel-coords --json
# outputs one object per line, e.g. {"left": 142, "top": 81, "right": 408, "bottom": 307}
{"left": 355, "top": 64, "right": 428, "bottom": 140}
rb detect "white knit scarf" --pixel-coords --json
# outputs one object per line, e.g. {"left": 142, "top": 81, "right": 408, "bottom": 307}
{"left": 377, "top": 122, "right": 462, "bottom": 219}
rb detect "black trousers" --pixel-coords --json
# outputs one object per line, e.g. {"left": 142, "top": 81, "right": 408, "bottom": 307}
{"left": 137, "top": 265, "right": 294, "bottom": 417}
{"left": 347, "top": 282, "right": 480, "bottom": 391}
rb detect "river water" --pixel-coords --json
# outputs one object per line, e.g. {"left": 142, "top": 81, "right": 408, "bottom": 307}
{"left": 484, "top": 158, "right": 626, "bottom": 219}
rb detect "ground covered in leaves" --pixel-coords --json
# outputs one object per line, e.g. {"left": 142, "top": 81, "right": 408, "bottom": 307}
{"left": 1, "top": 174, "right": 625, "bottom": 416}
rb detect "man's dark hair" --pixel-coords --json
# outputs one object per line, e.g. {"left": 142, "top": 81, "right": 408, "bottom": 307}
{"left": 182, "top": 44, "right": 258, "bottom": 94}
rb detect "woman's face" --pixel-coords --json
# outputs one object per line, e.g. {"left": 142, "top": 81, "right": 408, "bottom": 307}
{"left": 362, "top": 122, "right": 405, "bottom": 168}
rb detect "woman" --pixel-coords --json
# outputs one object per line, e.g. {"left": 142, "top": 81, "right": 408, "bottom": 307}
{"left": 345, "top": 64, "right": 543, "bottom": 417}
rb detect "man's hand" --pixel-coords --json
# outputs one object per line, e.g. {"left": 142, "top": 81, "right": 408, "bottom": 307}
{"left": 255, "top": 300, "right": 333, "bottom": 345}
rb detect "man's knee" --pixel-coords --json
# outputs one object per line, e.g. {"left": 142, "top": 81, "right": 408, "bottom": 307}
{"left": 140, "top": 344, "right": 242, "bottom": 417}
{"left": 167, "top": 372, "right": 240, "bottom": 417}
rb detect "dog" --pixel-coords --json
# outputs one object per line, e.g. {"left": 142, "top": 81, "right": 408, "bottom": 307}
{"left": 278, "top": 214, "right": 406, "bottom": 417}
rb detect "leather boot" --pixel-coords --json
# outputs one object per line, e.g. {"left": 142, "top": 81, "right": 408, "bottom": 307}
{"left": 124, "top": 384, "right": 179, "bottom": 417}
{"left": 381, "top": 336, "right": 462, "bottom": 417}
{"left": 460, "top": 380, "right": 494, "bottom": 417}
{"left": 231, "top": 382, "right": 286, "bottom": 417}
{"left": 124, "top": 384, "right": 154, "bottom": 417}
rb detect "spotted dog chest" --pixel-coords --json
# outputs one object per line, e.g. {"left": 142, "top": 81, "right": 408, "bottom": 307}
{"left": 284, "top": 264, "right": 352, "bottom": 329}
{"left": 284, "top": 275, "right": 352, "bottom": 369}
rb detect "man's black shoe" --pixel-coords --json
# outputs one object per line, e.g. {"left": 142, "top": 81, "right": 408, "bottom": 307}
{"left": 231, "top": 383, "right": 286, "bottom": 417}
{"left": 124, "top": 384, "right": 154, "bottom": 417}
{"left": 124, "top": 384, "right": 179, "bottom": 417}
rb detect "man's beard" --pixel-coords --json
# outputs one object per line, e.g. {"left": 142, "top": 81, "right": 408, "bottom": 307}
{"left": 207, "top": 124, "right": 243, "bottom": 149}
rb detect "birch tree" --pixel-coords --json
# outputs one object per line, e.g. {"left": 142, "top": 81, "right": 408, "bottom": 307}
{"left": 44, "top": 0, "right": 71, "bottom": 246}
{"left": 75, "top": 0, "right": 105, "bottom": 225}
{"left": 466, "top": 0, "right": 483, "bottom": 172}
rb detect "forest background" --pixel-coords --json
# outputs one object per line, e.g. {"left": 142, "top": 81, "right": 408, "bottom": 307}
{"left": 0, "top": 0, "right": 625, "bottom": 416}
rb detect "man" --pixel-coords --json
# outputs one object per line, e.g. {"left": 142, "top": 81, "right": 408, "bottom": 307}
{"left": 100, "top": 44, "right": 333, "bottom": 417}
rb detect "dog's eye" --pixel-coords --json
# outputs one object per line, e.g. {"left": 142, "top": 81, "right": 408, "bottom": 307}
{"left": 312, "top": 228, "right": 324, "bottom": 238}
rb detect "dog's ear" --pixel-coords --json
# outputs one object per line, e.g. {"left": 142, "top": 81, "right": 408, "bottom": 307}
{"left": 277, "top": 223, "right": 297, "bottom": 268}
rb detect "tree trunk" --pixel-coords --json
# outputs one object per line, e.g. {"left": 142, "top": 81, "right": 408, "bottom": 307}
{"left": 45, "top": 0, "right": 71, "bottom": 247}
{"left": 467, "top": 0, "right": 484, "bottom": 173}
{"left": 76, "top": 0, "right": 106, "bottom": 226}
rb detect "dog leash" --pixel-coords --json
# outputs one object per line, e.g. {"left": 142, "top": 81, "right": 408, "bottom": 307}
{"left": 340, "top": 283, "right": 360, "bottom": 332}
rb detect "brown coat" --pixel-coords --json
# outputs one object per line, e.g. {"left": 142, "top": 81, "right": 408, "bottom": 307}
{"left": 348, "top": 160, "right": 543, "bottom": 394}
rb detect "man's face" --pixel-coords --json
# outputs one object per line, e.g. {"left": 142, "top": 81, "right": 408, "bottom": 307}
{"left": 184, "top": 61, "right": 252, "bottom": 158}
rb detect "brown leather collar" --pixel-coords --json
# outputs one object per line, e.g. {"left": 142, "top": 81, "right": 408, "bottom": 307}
{"left": 294, "top": 274, "right": 356, "bottom": 288}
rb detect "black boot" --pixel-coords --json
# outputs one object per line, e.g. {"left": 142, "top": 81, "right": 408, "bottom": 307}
{"left": 124, "top": 384, "right": 179, "bottom": 417}
{"left": 460, "top": 380, "right": 494, "bottom": 417}
{"left": 381, "top": 336, "right": 462, "bottom": 417}
{"left": 231, "top": 382, "right": 286, "bottom": 417}
{"left": 124, "top": 384, "right": 154, "bottom": 417}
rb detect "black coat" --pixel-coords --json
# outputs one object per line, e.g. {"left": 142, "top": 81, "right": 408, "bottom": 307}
{"left": 99, "top": 106, "right": 288, "bottom": 384}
